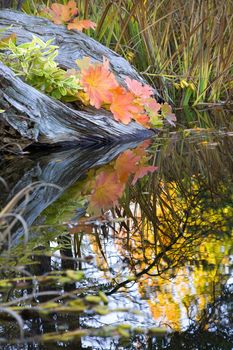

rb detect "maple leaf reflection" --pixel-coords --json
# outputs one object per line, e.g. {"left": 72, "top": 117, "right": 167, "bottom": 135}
{"left": 89, "top": 172, "right": 125, "bottom": 210}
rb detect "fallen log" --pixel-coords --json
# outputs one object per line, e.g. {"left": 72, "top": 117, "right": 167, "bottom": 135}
{"left": 0, "top": 62, "right": 154, "bottom": 145}
{"left": 0, "top": 10, "right": 159, "bottom": 148}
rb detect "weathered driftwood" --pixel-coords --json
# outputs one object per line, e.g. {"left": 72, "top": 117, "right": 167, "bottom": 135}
{"left": 0, "top": 62, "right": 154, "bottom": 145}
{"left": 0, "top": 10, "right": 158, "bottom": 147}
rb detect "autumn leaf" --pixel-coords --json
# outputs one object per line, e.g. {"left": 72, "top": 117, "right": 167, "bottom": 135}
{"left": 80, "top": 62, "right": 118, "bottom": 108}
{"left": 133, "top": 113, "right": 150, "bottom": 128}
{"left": 110, "top": 87, "right": 142, "bottom": 124}
{"left": 125, "top": 77, "right": 153, "bottom": 99}
{"left": 114, "top": 150, "right": 140, "bottom": 183}
{"left": 160, "top": 102, "right": 173, "bottom": 116}
{"left": 48, "top": 1, "right": 78, "bottom": 24}
{"left": 144, "top": 97, "right": 163, "bottom": 127}
{"left": 150, "top": 114, "right": 163, "bottom": 127}
{"left": 67, "top": 19, "right": 96, "bottom": 31}
{"left": 133, "top": 140, "right": 152, "bottom": 157}
{"left": 161, "top": 102, "right": 176, "bottom": 126}
{"left": 76, "top": 56, "right": 91, "bottom": 71}
{"left": 132, "top": 166, "right": 158, "bottom": 185}
{"left": 144, "top": 98, "right": 161, "bottom": 116}
{"left": 89, "top": 171, "right": 125, "bottom": 210}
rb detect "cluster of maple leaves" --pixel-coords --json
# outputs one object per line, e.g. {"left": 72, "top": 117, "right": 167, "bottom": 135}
{"left": 76, "top": 57, "right": 165, "bottom": 127}
{"left": 44, "top": 1, "right": 96, "bottom": 32}
{"left": 42, "top": 1, "right": 176, "bottom": 127}
{"left": 85, "top": 141, "right": 158, "bottom": 212}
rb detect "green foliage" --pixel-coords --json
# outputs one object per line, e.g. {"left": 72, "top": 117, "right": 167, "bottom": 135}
{"left": 0, "top": 36, "right": 81, "bottom": 100}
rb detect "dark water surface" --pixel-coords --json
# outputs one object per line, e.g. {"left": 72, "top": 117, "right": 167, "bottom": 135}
{"left": 0, "top": 108, "right": 232, "bottom": 349}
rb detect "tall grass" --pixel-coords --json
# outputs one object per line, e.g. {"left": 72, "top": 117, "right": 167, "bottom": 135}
{"left": 20, "top": 0, "right": 233, "bottom": 106}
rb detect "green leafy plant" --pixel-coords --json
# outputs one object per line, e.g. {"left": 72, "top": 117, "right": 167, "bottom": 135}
{"left": 0, "top": 36, "right": 81, "bottom": 100}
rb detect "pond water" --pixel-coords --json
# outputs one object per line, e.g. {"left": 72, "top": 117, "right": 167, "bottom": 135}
{"left": 0, "top": 107, "right": 232, "bottom": 349}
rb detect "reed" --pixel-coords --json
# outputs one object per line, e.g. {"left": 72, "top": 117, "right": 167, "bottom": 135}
{"left": 20, "top": 0, "right": 233, "bottom": 106}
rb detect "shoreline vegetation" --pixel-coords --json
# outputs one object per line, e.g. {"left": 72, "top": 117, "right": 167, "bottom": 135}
{"left": 17, "top": 0, "right": 233, "bottom": 107}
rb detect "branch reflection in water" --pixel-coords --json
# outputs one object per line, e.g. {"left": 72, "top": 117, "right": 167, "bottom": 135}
{"left": 0, "top": 107, "right": 232, "bottom": 349}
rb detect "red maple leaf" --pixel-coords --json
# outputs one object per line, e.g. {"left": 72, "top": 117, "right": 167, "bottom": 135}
{"left": 80, "top": 62, "right": 118, "bottom": 108}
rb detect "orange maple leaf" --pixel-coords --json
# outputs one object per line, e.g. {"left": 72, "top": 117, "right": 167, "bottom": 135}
{"left": 110, "top": 87, "right": 143, "bottom": 124}
{"left": 125, "top": 77, "right": 153, "bottom": 99}
{"left": 67, "top": 19, "right": 96, "bottom": 31}
{"left": 80, "top": 62, "right": 118, "bottom": 108}
{"left": 114, "top": 150, "right": 140, "bottom": 183}
{"left": 133, "top": 113, "right": 150, "bottom": 128}
{"left": 89, "top": 171, "right": 125, "bottom": 210}
{"left": 49, "top": 1, "right": 78, "bottom": 24}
